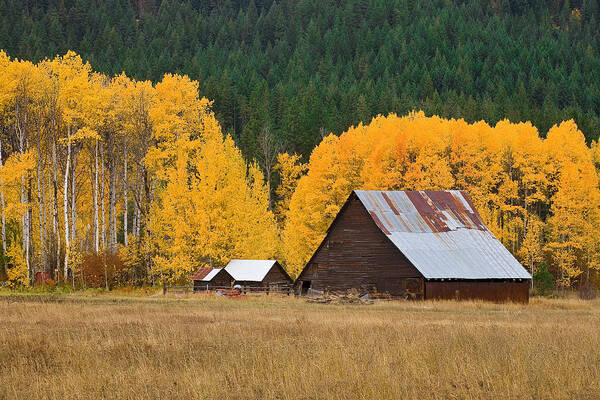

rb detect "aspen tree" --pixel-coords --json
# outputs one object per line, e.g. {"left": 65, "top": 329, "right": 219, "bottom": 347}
{"left": 147, "top": 74, "right": 277, "bottom": 281}
{"left": 282, "top": 114, "right": 600, "bottom": 284}
{"left": 273, "top": 152, "right": 307, "bottom": 227}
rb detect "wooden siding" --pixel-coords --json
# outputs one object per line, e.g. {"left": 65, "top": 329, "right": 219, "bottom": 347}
{"left": 297, "top": 195, "right": 423, "bottom": 298}
{"left": 425, "top": 280, "right": 530, "bottom": 303}
{"left": 193, "top": 269, "right": 234, "bottom": 291}
{"left": 235, "top": 263, "right": 292, "bottom": 287}
{"left": 261, "top": 263, "right": 293, "bottom": 286}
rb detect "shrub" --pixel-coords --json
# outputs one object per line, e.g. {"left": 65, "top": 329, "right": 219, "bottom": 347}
{"left": 533, "top": 263, "right": 553, "bottom": 296}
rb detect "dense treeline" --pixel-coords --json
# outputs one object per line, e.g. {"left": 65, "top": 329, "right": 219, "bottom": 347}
{"left": 0, "top": 51, "right": 277, "bottom": 287}
{"left": 281, "top": 113, "right": 600, "bottom": 289}
{"left": 1, "top": 0, "right": 600, "bottom": 160}
{"left": 0, "top": 51, "right": 598, "bottom": 290}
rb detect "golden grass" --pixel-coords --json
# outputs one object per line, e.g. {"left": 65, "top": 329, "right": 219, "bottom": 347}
{"left": 1, "top": 293, "right": 599, "bottom": 400}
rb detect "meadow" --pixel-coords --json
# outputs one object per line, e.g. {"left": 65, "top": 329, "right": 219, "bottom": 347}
{"left": 1, "top": 292, "right": 599, "bottom": 400}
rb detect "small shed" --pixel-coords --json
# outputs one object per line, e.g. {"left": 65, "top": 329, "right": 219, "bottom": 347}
{"left": 191, "top": 267, "right": 234, "bottom": 291}
{"left": 295, "top": 190, "right": 532, "bottom": 303}
{"left": 224, "top": 259, "right": 292, "bottom": 288}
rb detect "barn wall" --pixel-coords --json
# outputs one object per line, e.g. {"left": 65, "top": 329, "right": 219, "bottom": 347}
{"left": 425, "top": 280, "right": 530, "bottom": 303}
{"left": 193, "top": 270, "right": 234, "bottom": 291}
{"left": 298, "top": 196, "right": 423, "bottom": 297}
{"left": 232, "top": 265, "right": 291, "bottom": 288}
{"left": 211, "top": 270, "right": 234, "bottom": 287}
{"left": 262, "top": 264, "right": 292, "bottom": 286}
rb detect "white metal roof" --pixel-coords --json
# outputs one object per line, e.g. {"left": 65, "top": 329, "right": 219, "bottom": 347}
{"left": 200, "top": 268, "right": 221, "bottom": 282}
{"left": 354, "top": 190, "right": 532, "bottom": 280}
{"left": 224, "top": 259, "right": 278, "bottom": 282}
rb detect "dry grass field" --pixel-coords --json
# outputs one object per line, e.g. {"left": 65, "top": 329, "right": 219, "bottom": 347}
{"left": 1, "top": 292, "right": 599, "bottom": 400}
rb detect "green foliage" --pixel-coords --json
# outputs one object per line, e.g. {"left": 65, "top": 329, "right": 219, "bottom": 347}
{"left": 534, "top": 263, "right": 554, "bottom": 295}
{"left": 1, "top": 0, "right": 599, "bottom": 161}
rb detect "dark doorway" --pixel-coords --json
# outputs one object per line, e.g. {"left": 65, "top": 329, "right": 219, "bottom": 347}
{"left": 301, "top": 280, "right": 311, "bottom": 295}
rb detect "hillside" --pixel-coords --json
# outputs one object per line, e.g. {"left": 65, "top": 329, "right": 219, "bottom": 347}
{"left": 1, "top": 0, "right": 599, "bottom": 159}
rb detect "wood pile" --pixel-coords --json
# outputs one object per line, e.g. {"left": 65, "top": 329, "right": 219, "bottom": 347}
{"left": 306, "top": 289, "right": 374, "bottom": 305}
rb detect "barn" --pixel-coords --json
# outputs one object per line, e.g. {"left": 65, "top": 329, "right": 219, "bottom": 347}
{"left": 191, "top": 260, "right": 293, "bottom": 291}
{"left": 224, "top": 259, "right": 293, "bottom": 288}
{"left": 295, "top": 190, "right": 532, "bottom": 302}
{"left": 191, "top": 267, "right": 234, "bottom": 291}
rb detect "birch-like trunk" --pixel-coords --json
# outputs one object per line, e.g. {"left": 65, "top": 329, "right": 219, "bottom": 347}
{"left": 100, "top": 142, "right": 106, "bottom": 250}
{"left": 36, "top": 146, "right": 46, "bottom": 275}
{"left": 27, "top": 182, "right": 33, "bottom": 279}
{"left": 93, "top": 140, "right": 99, "bottom": 253}
{"left": 52, "top": 141, "right": 60, "bottom": 277}
{"left": 108, "top": 139, "right": 117, "bottom": 252}
{"left": 16, "top": 109, "right": 31, "bottom": 284}
{"left": 0, "top": 139, "right": 6, "bottom": 269}
{"left": 133, "top": 164, "right": 140, "bottom": 237}
{"left": 63, "top": 130, "right": 71, "bottom": 280}
{"left": 71, "top": 151, "right": 77, "bottom": 244}
{"left": 41, "top": 160, "right": 48, "bottom": 273}
{"left": 123, "top": 153, "right": 128, "bottom": 247}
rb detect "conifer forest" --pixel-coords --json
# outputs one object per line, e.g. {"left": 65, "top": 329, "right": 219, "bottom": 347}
{"left": 0, "top": 0, "right": 600, "bottom": 291}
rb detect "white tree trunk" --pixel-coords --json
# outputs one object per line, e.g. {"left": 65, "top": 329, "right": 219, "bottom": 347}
{"left": 133, "top": 165, "right": 140, "bottom": 237}
{"left": 52, "top": 141, "right": 60, "bottom": 276}
{"left": 108, "top": 140, "right": 117, "bottom": 252}
{"left": 37, "top": 147, "right": 46, "bottom": 275}
{"left": 123, "top": 153, "right": 128, "bottom": 247}
{"left": 41, "top": 160, "right": 48, "bottom": 274}
{"left": 16, "top": 117, "right": 30, "bottom": 284}
{"left": 63, "top": 132, "right": 71, "bottom": 280}
{"left": 71, "top": 151, "right": 77, "bottom": 244}
{"left": 100, "top": 142, "right": 106, "bottom": 250}
{"left": 93, "top": 140, "right": 99, "bottom": 253}
{"left": 0, "top": 139, "right": 6, "bottom": 269}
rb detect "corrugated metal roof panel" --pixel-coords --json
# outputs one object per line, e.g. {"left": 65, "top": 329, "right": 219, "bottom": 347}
{"left": 224, "top": 259, "right": 277, "bottom": 282}
{"left": 354, "top": 190, "right": 531, "bottom": 280}
{"left": 190, "top": 267, "right": 214, "bottom": 281}
{"left": 201, "top": 268, "right": 222, "bottom": 282}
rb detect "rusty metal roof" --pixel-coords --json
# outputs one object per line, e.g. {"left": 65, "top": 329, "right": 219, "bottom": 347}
{"left": 354, "top": 190, "right": 531, "bottom": 280}
{"left": 190, "top": 267, "right": 213, "bottom": 281}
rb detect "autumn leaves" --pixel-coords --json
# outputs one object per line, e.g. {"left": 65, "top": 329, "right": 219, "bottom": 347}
{"left": 0, "top": 50, "right": 598, "bottom": 288}
{"left": 147, "top": 74, "right": 278, "bottom": 281}
{"left": 282, "top": 113, "right": 600, "bottom": 288}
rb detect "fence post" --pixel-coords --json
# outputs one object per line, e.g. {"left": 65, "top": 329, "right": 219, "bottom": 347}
{"left": 163, "top": 278, "right": 167, "bottom": 296}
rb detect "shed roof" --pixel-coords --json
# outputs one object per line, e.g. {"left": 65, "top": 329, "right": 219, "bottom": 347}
{"left": 353, "top": 190, "right": 531, "bottom": 280}
{"left": 224, "top": 259, "right": 279, "bottom": 282}
{"left": 202, "top": 268, "right": 222, "bottom": 282}
{"left": 190, "top": 267, "right": 214, "bottom": 281}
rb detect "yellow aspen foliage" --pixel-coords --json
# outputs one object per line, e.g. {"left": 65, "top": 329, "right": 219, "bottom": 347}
{"left": 0, "top": 50, "right": 598, "bottom": 290}
{"left": 6, "top": 242, "right": 28, "bottom": 287}
{"left": 273, "top": 152, "right": 307, "bottom": 226}
{"left": 67, "top": 244, "right": 84, "bottom": 285}
{"left": 147, "top": 74, "right": 277, "bottom": 282}
{"left": 518, "top": 214, "right": 545, "bottom": 277}
{"left": 283, "top": 113, "right": 600, "bottom": 286}
{"left": 0, "top": 151, "right": 36, "bottom": 219}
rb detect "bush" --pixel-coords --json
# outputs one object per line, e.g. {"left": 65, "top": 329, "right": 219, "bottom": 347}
{"left": 80, "top": 252, "right": 126, "bottom": 289}
{"left": 533, "top": 263, "right": 553, "bottom": 296}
